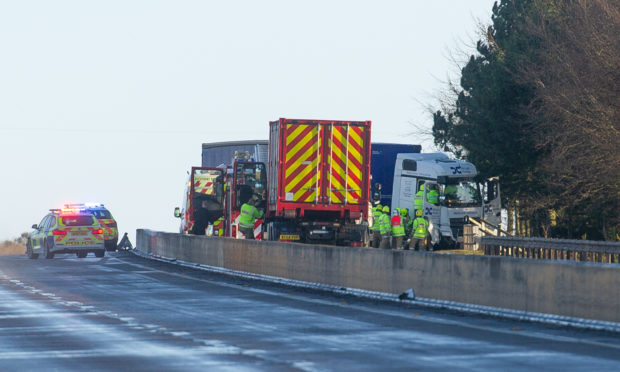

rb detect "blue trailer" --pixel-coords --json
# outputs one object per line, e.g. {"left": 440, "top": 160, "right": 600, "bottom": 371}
{"left": 370, "top": 143, "right": 421, "bottom": 208}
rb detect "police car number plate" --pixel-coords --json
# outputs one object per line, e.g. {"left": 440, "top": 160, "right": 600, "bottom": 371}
{"left": 71, "top": 231, "right": 87, "bottom": 236}
{"left": 279, "top": 234, "right": 300, "bottom": 240}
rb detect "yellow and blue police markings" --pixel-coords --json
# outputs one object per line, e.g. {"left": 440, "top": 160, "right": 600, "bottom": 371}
{"left": 28, "top": 208, "right": 106, "bottom": 258}
{"left": 65, "top": 203, "right": 118, "bottom": 250}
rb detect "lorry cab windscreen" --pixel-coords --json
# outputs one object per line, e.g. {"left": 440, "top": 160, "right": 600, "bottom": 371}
{"left": 440, "top": 180, "right": 481, "bottom": 207}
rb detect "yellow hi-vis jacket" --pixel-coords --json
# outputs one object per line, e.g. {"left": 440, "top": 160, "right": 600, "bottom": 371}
{"left": 379, "top": 213, "right": 391, "bottom": 236}
{"left": 391, "top": 215, "right": 405, "bottom": 237}
{"left": 239, "top": 203, "right": 263, "bottom": 229}
{"left": 412, "top": 217, "right": 429, "bottom": 239}
{"left": 370, "top": 208, "right": 382, "bottom": 231}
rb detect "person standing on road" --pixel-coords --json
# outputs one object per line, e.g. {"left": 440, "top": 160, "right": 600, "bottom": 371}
{"left": 400, "top": 208, "right": 411, "bottom": 246}
{"left": 191, "top": 200, "right": 210, "bottom": 235}
{"left": 370, "top": 204, "right": 383, "bottom": 248}
{"left": 409, "top": 209, "right": 430, "bottom": 251}
{"left": 239, "top": 198, "right": 264, "bottom": 239}
{"left": 379, "top": 205, "right": 391, "bottom": 249}
{"left": 391, "top": 208, "right": 405, "bottom": 250}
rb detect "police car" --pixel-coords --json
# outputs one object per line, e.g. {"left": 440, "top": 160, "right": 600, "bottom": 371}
{"left": 65, "top": 203, "right": 119, "bottom": 251}
{"left": 26, "top": 208, "right": 106, "bottom": 259}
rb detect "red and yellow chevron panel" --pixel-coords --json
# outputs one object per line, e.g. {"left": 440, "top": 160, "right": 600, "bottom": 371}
{"left": 283, "top": 124, "right": 321, "bottom": 203}
{"left": 272, "top": 118, "right": 371, "bottom": 213}
{"left": 328, "top": 124, "right": 364, "bottom": 204}
{"left": 193, "top": 179, "right": 214, "bottom": 195}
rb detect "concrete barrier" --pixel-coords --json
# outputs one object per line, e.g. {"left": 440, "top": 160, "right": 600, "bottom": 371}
{"left": 137, "top": 229, "right": 620, "bottom": 323}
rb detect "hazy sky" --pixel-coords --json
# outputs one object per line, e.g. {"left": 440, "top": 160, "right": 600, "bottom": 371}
{"left": 0, "top": 0, "right": 496, "bottom": 241}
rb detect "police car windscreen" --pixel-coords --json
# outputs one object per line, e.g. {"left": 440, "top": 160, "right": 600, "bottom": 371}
{"left": 90, "top": 210, "right": 112, "bottom": 219}
{"left": 62, "top": 216, "right": 95, "bottom": 226}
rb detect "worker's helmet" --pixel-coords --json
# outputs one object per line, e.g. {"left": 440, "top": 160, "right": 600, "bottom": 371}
{"left": 400, "top": 208, "right": 408, "bottom": 217}
{"left": 376, "top": 204, "right": 382, "bottom": 211}
{"left": 419, "top": 184, "right": 425, "bottom": 191}
{"left": 382, "top": 205, "right": 390, "bottom": 213}
{"left": 416, "top": 209, "right": 423, "bottom": 217}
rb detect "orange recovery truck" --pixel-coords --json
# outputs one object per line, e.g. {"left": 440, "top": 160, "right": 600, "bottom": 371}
{"left": 263, "top": 118, "right": 372, "bottom": 246}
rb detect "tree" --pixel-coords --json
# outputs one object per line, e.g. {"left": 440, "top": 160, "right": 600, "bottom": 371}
{"left": 432, "top": 0, "right": 619, "bottom": 240}
{"left": 522, "top": 0, "right": 620, "bottom": 239}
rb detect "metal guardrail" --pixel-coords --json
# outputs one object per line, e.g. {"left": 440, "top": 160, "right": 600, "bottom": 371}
{"left": 465, "top": 217, "right": 512, "bottom": 237}
{"left": 480, "top": 236, "right": 620, "bottom": 263}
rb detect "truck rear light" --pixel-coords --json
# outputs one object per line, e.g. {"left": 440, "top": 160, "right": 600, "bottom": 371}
{"left": 92, "top": 229, "right": 104, "bottom": 234}
{"left": 52, "top": 230, "right": 67, "bottom": 235}
{"left": 284, "top": 209, "right": 297, "bottom": 219}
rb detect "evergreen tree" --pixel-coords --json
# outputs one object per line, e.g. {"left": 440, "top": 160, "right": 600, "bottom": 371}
{"left": 432, "top": 0, "right": 619, "bottom": 240}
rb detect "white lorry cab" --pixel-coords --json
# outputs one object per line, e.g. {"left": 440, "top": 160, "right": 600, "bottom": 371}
{"left": 391, "top": 153, "right": 501, "bottom": 249}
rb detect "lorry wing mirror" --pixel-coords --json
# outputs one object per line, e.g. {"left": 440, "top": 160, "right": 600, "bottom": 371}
{"left": 173, "top": 207, "right": 181, "bottom": 218}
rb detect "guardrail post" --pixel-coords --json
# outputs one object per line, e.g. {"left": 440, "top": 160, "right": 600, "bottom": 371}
{"left": 478, "top": 235, "right": 619, "bottom": 263}
{"left": 463, "top": 224, "right": 476, "bottom": 251}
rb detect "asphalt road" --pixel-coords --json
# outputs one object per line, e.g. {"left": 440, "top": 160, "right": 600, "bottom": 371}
{"left": 0, "top": 252, "right": 619, "bottom": 371}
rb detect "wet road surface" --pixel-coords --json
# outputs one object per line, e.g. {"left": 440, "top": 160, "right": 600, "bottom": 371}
{"left": 0, "top": 252, "right": 619, "bottom": 371}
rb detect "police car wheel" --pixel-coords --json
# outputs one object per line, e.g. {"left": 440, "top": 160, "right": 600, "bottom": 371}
{"left": 94, "top": 250, "right": 105, "bottom": 258}
{"left": 26, "top": 241, "right": 39, "bottom": 259}
{"left": 104, "top": 240, "right": 117, "bottom": 252}
{"left": 44, "top": 239, "right": 55, "bottom": 259}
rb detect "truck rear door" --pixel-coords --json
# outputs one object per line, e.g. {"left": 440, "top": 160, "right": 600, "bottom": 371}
{"left": 280, "top": 122, "right": 323, "bottom": 203}
{"left": 324, "top": 123, "right": 367, "bottom": 205}
{"left": 279, "top": 121, "right": 369, "bottom": 206}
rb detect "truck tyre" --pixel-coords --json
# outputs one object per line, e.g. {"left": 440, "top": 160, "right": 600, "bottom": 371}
{"left": 44, "top": 239, "right": 54, "bottom": 259}
{"left": 27, "top": 240, "right": 39, "bottom": 259}
{"left": 94, "top": 250, "right": 105, "bottom": 258}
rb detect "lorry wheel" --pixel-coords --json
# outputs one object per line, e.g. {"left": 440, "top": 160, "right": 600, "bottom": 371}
{"left": 44, "top": 239, "right": 54, "bottom": 259}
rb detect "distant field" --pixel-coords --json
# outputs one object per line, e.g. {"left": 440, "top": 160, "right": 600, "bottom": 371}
{"left": 0, "top": 242, "right": 25, "bottom": 255}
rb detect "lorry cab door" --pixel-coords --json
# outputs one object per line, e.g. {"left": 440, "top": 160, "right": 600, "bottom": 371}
{"left": 482, "top": 177, "right": 501, "bottom": 226}
{"left": 392, "top": 158, "right": 418, "bottom": 211}
{"left": 394, "top": 175, "right": 416, "bottom": 212}
{"left": 423, "top": 181, "right": 441, "bottom": 231}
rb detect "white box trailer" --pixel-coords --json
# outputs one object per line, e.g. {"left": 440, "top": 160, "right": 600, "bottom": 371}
{"left": 201, "top": 140, "right": 268, "bottom": 167}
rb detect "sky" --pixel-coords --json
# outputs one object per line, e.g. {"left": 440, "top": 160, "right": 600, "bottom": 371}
{"left": 0, "top": 0, "right": 496, "bottom": 242}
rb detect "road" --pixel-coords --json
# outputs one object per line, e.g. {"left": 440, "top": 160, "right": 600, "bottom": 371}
{"left": 0, "top": 252, "right": 619, "bottom": 371}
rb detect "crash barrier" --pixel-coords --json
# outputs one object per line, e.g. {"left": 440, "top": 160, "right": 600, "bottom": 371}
{"left": 481, "top": 236, "right": 620, "bottom": 264}
{"left": 137, "top": 229, "right": 620, "bottom": 323}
